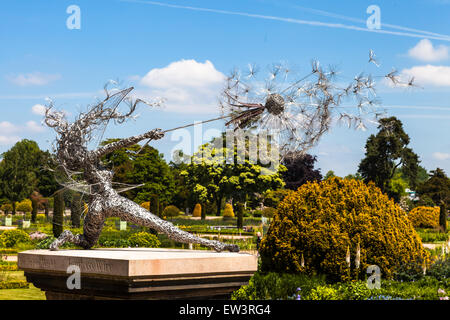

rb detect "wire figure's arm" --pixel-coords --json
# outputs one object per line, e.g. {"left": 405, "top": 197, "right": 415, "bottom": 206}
{"left": 90, "top": 128, "right": 164, "bottom": 159}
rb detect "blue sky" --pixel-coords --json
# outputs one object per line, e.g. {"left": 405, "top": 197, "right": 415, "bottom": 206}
{"left": 0, "top": 0, "right": 450, "bottom": 177}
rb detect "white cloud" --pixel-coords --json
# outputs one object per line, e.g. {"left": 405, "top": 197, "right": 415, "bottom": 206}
{"left": 31, "top": 104, "right": 47, "bottom": 115}
{"left": 25, "top": 120, "right": 45, "bottom": 133}
{"left": 0, "top": 120, "right": 46, "bottom": 146}
{"left": 0, "top": 121, "right": 19, "bottom": 134}
{"left": 433, "top": 152, "right": 450, "bottom": 160}
{"left": 136, "top": 59, "right": 226, "bottom": 114}
{"left": 408, "top": 39, "right": 449, "bottom": 62}
{"left": 8, "top": 72, "right": 61, "bottom": 86}
{"left": 401, "top": 65, "right": 450, "bottom": 87}
{"left": 0, "top": 135, "right": 20, "bottom": 146}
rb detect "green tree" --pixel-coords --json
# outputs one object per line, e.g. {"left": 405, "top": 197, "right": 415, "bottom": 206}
{"left": 358, "top": 117, "right": 420, "bottom": 202}
{"left": 182, "top": 134, "right": 286, "bottom": 217}
{"left": 324, "top": 170, "right": 336, "bottom": 180}
{"left": 100, "top": 139, "right": 175, "bottom": 205}
{"left": 417, "top": 168, "right": 450, "bottom": 232}
{"left": 0, "top": 140, "right": 43, "bottom": 214}
{"left": 53, "top": 191, "right": 65, "bottom": 237}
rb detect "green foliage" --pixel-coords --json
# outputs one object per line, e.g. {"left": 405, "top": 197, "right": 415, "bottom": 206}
{"left": 128, "top": 232, "right": 160, "bottom": 248}
{"left": 260, "top": 177, "right": 429, "bottom": 281}
{"left": 417, "top": 168, "right": 450, "bottom": 208}
{"left": 232, "top": 272, "right": 450, "bottom": 300}
{"left": 427, "top": 256, "right": 450, "bottom": 281}
{"left": 0, "top": 140, "right": 46, "bottom": 213}
{"left": 162, "top": 205, "right": 180, "bottom": 218}
{"left": 307, "top": 286, "right": 339, "bottom": 300}
{"left": 101, "top": 140, "right": 176, "bottom": 204}
{"left": 0, "top": 280, "right": 29, "bottom": 290}
{"left": 52, "top": 191, "right": 64, "bottom": 237}
{"left": 1, "top": 203, "right": 12, "bottom": 214}
{"left": 231, "top": 272, "right": 327, "bottom": 300}
{"left": 324, "top": 170, "right": 336, "bottom": 180}
{"left": 0, "top": 229, "right": 30, "bottom": 248}
{"left": 358, "top": 117, "right": 420, "bottom": 201}
{"left": 98, "top": 238, "right": 131, "bottom": 248}
{"left": 16, "top": 199, "right": 32, "bottom": 213}
{"left": 263, "top": 189, "right": 291, "bottom": 208}
{"left": 182, "top": 134, "right": 286, "bottom": 216}
{"left": 261, "top": 207, "right": 277, "bottom": 219}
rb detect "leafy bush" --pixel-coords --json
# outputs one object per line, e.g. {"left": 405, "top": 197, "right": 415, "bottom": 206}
{"left": 99, "top": 238, "right": 131, "bottom": 248}
{"left": 0, "top": 229, "right": 31, "bottom": 248}
{"left": 1, "top": 203, "right": 12, "bottom": 214}
{"left": 0, "top": 280, "right": 29, "bottom": 289}
{"left": 252, "top": 209, "right": 262, "bottom": 218}
{"left": 307, "top": 286, "right": 339, "bottom": 300}
{"left": 128, "top": 232, "right": 160, "bottom": 248}
{"left": 16, "top": 199, "right": 32, "bottom": 213}
{"left": 231, "top": 272, "right": 326, "bottom": 300}
{"left": 260, "top": 177, "right": 429, "bottom": 281}
{"left": 223, "top": 203, "right": 234, "bottom": 218}
{"left": 35, "top": 236, "right": 74, "bottom": 249}
{"left": 262, "top": 207, "right": 276, "bottom": 219}
{"left": 162, "top": 205, "right": 180, "bottom": 219}
{"left": 140, "top": 201, "right": 150, "bottom": 211}
{"left": 0, "top": 261, "right": 18, "bottom": 271}
{"left": 408, "top": 206, "right": 440, "bottom": 229}
{"left": 192, "top": 203, "right": 202, "bottom": 217}
{"left": 417, "top": 229, "right": 449, "bottom": 243}
{"left": 427, "top": 256, "right": 450, "bottom": 281}
{"left": 232, "top": 272, "right": 449, "bottom": 300}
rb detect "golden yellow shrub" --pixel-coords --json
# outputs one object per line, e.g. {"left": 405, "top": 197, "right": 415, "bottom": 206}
{"left": 140, "top": 201, "right": 150, "bottom": 211}
{"left": 193, "top": 203, "right": 202, "bottom": 217}
{"left": 223, "top": 203, "right": 235, "bottom": 217}
{"left": 408, "top": 206, "right": 440, "bottom": 229}
{"left": 260, "top": 177, "right": 429, "bottom": 281}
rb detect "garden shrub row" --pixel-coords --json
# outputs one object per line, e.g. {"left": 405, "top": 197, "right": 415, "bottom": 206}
{"left": 231, "top": 272, "right": 450, "bottom": 300}
{"left": 0, "top": 280, "right": 29, "bottom": 290}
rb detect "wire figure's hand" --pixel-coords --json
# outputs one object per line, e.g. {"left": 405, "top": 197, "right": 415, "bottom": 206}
{"left": 151, "top": 128, "right": 165, "bottom": 140}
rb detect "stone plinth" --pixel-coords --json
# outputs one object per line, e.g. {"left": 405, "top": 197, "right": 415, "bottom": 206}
{"left": 18, "top": 248, "right": 257, "bottom": 300}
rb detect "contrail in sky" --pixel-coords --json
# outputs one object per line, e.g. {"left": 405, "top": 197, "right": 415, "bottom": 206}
{"left": 120, "top": 0, "right": 450, "bottom": 42}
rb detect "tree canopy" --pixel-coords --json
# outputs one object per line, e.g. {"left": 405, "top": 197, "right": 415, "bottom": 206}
{"left": 358, "top": 117, "right": 421, "bottom": 202}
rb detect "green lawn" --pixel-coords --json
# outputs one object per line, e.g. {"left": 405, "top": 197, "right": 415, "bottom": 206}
{"left": 0, "top": 285, "right": 46, "bottom": 300}
{"left": 0, "top": 270, "right": 46, "bottom": 300}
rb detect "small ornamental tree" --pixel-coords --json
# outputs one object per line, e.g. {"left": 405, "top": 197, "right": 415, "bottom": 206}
{"left": 16, "top": 199, "right": 32, "bottom": 213}
{"left": 53, "top": 191, "right": 65, "bottom": 237}
{"left": 440, "top": 202, "right": 447, "bottom": 232}
{"left": 193, "top": 203, "right": 202, "bottom": 217}
{"left": 162, "top": 205, "right": 180, "bottom": 220}
{"left": 140, "top": 201, "right": 150, "bottom": 211}
{"left": 223, "top": 203, "right": 234, "bottom": 218}
{"left": 407, "top": 206, "right": 440, "bottom": 229}
{"left": 260, "top": 177, "right": 429, "bottom": 281}
{"left": 236, "top": 202, "right": 244, "bottom": 229}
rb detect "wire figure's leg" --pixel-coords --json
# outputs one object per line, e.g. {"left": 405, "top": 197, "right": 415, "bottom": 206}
{"left": 111, "top": 196, "right": 239, "bottom": 252}
{"left": 49, "top": 209, "right": 105, "bottom": 250}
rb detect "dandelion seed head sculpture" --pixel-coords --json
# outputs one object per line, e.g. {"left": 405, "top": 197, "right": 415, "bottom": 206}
{"left": 221, "top": 53, "right": 413, "bottom": 159}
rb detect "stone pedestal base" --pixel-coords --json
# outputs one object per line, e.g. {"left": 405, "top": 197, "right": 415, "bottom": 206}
{"left": 18, "top": 248, "right": 257, "bottom": 300}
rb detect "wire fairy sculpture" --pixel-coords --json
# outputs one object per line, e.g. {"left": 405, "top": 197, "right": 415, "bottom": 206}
{"left": 45, "top": 51, "right": 413, "bottom": 251}
{"left": 45, "top": 84, "right": 239, "bottom": 252}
